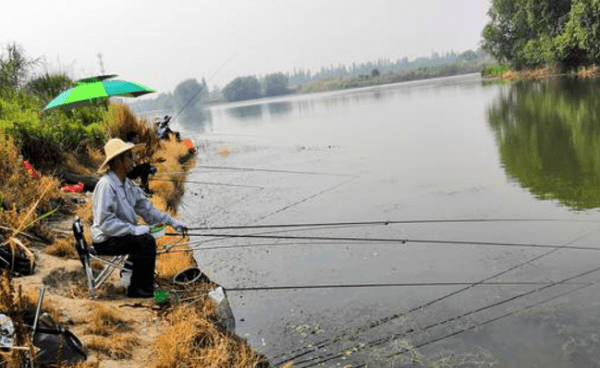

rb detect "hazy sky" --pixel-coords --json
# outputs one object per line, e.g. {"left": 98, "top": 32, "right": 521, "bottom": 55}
{"left": 2, "top": 0, "right": 491, "bottom": 93}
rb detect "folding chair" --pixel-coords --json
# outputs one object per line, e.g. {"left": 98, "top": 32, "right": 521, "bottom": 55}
{"left": 72, "top": 217, "right": 127, "bottom": 298}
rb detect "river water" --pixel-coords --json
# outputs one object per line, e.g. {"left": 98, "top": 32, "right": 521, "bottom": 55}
{"left": 168, "top": 74, "right": 600, "bottom": 367}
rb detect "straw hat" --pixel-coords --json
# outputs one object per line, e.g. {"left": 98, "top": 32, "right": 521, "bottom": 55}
{"left": 98, "top": 138, "right": 144, "bottom": 173}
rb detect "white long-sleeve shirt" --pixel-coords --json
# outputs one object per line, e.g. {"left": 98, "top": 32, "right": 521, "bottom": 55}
{"left": 91, "top": 170, "right": 175, "bottom": 243}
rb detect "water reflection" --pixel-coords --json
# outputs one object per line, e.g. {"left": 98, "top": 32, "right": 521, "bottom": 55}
{"left": 227, "top": 105, "right": 263, "bottom": 120}
{"left": 487, "top": 77, "right": 600, "bottom": 210}
{"left": 266, "top": 102, "right": 292, "bottom": 116}
{"left": 177, "top": 106, "right": 213, "bottom": 132}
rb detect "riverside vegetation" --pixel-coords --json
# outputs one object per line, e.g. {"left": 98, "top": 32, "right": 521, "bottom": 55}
{"left": 481, "top": 0, "right": 600, "bottom": 79}
{"left": 0, "top": 45, "right": 268, "bottom": 367}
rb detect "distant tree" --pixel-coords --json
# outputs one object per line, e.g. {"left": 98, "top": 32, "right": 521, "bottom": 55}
{"left": 555, "top": 0, "right": 600, "bottom": 68}
{"left": 459, "top": 50, "right": 478, "bottom": 61}
{"left": 263, "top": 73, "right": 289, "bottom": 97}
{"left": 173, "top": 78, "right": 207, "bottom": 112}
{"left": 222, "top": 76, "right": 261, "bottom": 102}
{"left": 25, "top": 73, "right": 72, "bottom": 102}
{"left": 482, "top": 0, "right": 572, "bottom": 68}
{"left": 209, "top": 85, "right": 223, "bottom": 101}
{"left": 371, "top": 69, "right": 380, "bottom": 78}
{"left": 0, "top": 43, "right": 38, "bottom": 90}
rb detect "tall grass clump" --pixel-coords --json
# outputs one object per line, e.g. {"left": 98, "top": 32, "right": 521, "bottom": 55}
{"left": 152, "top": 302, "right": 268, "bottom": 368}
{"left": 0, "top": 128, "right": 64, "bottom": 236}
{"left": 103, "top": 103, "right": 161, "bottom": 162}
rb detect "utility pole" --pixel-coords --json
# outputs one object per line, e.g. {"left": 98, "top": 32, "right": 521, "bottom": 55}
{"left": 97, "top": 53, "right": 105, "bottom": 74}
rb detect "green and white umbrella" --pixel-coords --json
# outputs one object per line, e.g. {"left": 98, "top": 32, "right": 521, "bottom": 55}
{"left": 44, "top": 78, "right": 155, "bottom": 110}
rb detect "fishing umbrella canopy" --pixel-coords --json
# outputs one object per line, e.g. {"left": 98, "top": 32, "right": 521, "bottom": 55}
{"left": 44, "top": 78, "right": 155, "bottom": 110}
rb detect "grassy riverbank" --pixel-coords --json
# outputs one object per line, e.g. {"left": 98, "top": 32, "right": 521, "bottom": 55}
{"left": 0, "top": 103, "right": 268, "bottom": 367}
{"left": 297, "top": 60, "right": 490, "bottom": 94}
{"left": 481, "top": 64, "right": 600, "bottom": 82}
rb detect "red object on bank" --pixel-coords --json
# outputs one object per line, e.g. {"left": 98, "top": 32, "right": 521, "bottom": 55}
{"left": 23, "top": 160, "right": 39, "bottom": 178}
{"left": 182, "top": 139, "right": 195, "bottom": 151}
{"left": 62, "top": 183, "right": 84, "bottom": 193}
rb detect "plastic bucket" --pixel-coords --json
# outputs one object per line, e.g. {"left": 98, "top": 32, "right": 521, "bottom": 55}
{"left": 150, "top": 224, "right": 165, "bottom": 239}
{"left": 173, "top": 267, "right": 210, "bottom": 285}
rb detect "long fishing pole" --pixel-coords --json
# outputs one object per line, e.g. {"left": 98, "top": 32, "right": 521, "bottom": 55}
{"left": 187, "top": 165, "right": 357, "bottom": 177}
{"left": 149, "top": 177, "right": 264, "bottom": 189}
{"left": 168, "top": 176, "right": 358, "bottom": 248}
{"left": 292, "top": 263, "right": 600, "bottom": 367}
{"left": 254, "top": 176, "right": 358, "bottom": 223}
{"left": 224, "top": 281, "right": 588, "bottom": 292}
{"left": 272, "top": 227, "right": 600, "bottom": 365}
{"left": 186, "top": 217, "right": 599, "bottom": 231}
{"left": 171, "top": 53, "right": 237, "bottom": 121}
{"left": 167, "top": 232, "right": 600, "bottom": 251}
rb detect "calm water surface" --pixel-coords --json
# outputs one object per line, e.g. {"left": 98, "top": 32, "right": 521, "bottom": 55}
{"left": 171, "top": 74, "right": 600, "bottom": 367}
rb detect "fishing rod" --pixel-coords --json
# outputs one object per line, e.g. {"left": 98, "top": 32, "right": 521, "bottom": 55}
{"left": 223, "top": 281, "right": 588, "bottom": 292}
{"left": 253, "top": 176, "right": 357, "bottom": 223}
{"left": 149, "top": 177, "right": 264, "bottom": 189}
{"left": 171, "top": 53, "right": 237, "bottom": 122}
{"left": 328, "top": 283, "right": 594, "bottom": 368}
{"left": 187, "top": 165, "right": 357, "bottom": 178}
{"left": 167, "top": 232, "right": 600, "bottom": 252}
{"left": 272, "top": 227, "right": 600, "bottom": 365}
{"left": 291, "top": 263, "right": 600, "bottom": 367}
{"left": 185, "top": 217, "right": 599, "bottom": 231}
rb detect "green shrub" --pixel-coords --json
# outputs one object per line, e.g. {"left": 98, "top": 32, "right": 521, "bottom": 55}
{"left": 481, "top": 63, "right": 512, "bottom": 77}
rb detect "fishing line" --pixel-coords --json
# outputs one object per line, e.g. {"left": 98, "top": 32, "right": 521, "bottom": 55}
{"left": 190, "top": 165, "right": 357, "bottom": 178}
{"left": 223, "top": 281, "right": 588, "bottom": 292}
{"left": 171, "top": 53, "right": 237, "bottom": 121}
{"left": 199, "top": 187, "right": 266, "bottom": 225}
{"left": 338, "top": 283, "right": 594, "bottom": 368}
{"left": 272, "top": 227, "right": 600, "bottom": 365}
{"left": 253, "top": 176, "right": 358, "bottom": 224}
{"left": 169, "top": 176, "right": 357, "bottom": 250}
{"left": 186, "top": 217, "right": 599, "bottom": 231}
{"left": 292, "top": 264, "right": 600, "bottom": 367}
{"left": 150, "top": 177, "right": 264, "bottom": 189}
{"left": 168, "top": 232, "right": 600, "bottom": 252}
{"left": 159, "top": 223, "right": 382, "bottom": 254}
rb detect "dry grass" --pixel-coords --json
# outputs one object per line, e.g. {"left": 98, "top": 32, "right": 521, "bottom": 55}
{"left": 45, "top": 237, "right": 78, "bottom": 259}
{"left": 578, "top": 65, "right": 600, "bottom": 78}
{"left": 104, "top": 103, "right": 161, "bottom": 163}
{"left": 74, "top": 199, "right": 94, "bottom": 225}
{"left": 152, "top": 301, "right": 268, "bottom": 368}
{"left": 84, "top": 333, "right": 140, "bottom": 359}
{"left": 0, "top": 128, "right": 66, "bottom": 245}
{"left": 84, "top": 303, "right": 134, "bottom": 336}
{"left": 501, "top": 65, "right": 560, "bottom": 81}
{"left": 156, "top": 246, "right": 196, "bottom": 279}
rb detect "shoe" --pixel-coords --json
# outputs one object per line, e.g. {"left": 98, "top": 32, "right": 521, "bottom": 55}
{"left": 127, "top": 287, "right": 154, "bottom": 298}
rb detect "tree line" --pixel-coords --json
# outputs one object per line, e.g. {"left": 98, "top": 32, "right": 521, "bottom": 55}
{"left": 482, "top": 0, "right": 600, "bottom": 69}
{"left": 216, "top": 50, "right": 484, "bottom": 103}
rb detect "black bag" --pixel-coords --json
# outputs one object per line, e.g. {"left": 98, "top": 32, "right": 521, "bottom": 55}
{"left": 0, "top": 243, "right": 35, "bottom": 276}
{"left": 31, "top": 313, "right": 87, "bottom": 366}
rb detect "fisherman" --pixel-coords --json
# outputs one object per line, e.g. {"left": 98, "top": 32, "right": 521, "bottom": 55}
{"left": 125, "top": 132, "right": 157, "bottom": 195}
{"left": 91, "top": 138, "right": 187, "bottom": 298}
{"left": 156, "top": 115, "right": 181, "bottom": 141}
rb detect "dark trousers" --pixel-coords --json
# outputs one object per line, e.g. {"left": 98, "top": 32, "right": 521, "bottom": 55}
{"left": 92, "top": 234, "right": 156, "bottom": 291}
